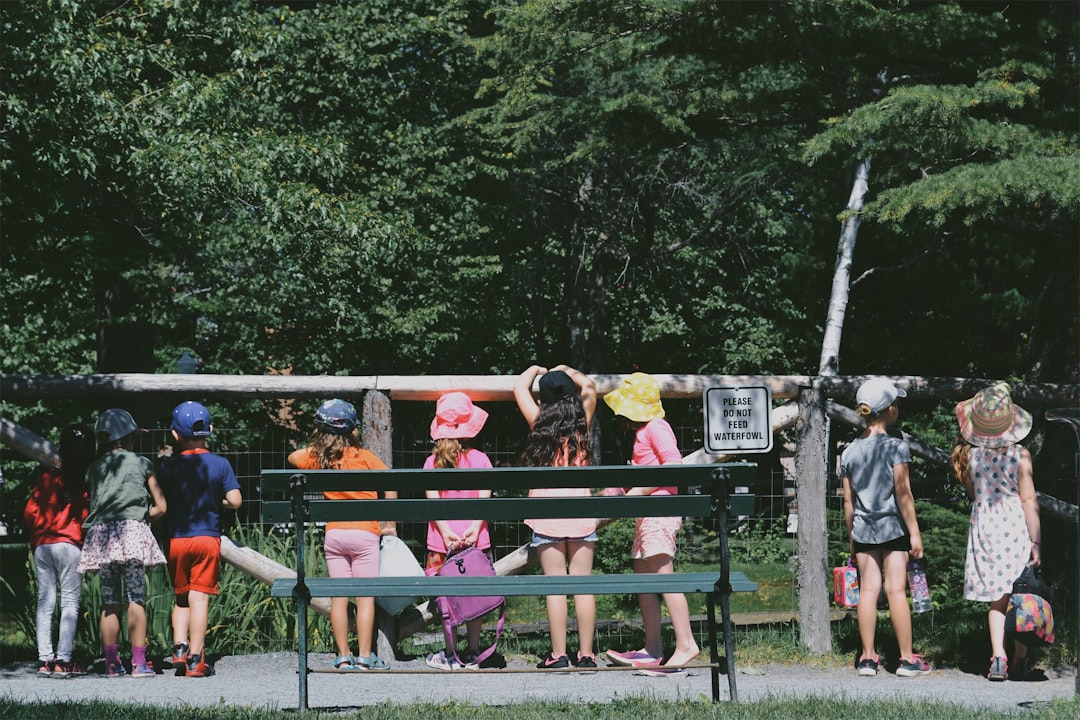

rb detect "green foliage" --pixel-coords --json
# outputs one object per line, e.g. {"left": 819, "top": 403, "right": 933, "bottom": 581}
{"left": 730, "top": 518, "right": 792, "bottom": 566}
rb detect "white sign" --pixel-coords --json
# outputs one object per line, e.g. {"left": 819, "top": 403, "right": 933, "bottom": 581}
{"left": 703, "top": 386, "right": 773, "bottom": 454}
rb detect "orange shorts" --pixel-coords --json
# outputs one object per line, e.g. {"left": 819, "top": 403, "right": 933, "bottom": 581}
{"left": 168, "top": 536, "right": 222, "bottom": 595}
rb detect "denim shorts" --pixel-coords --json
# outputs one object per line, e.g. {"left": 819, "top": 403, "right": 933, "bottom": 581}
{"left": 531, "top": 531, "right": 598, "bottom": 548}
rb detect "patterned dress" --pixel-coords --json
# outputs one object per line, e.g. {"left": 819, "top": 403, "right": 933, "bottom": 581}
{"left": 963, "top": 445, "right": 1030, "bottom": 601}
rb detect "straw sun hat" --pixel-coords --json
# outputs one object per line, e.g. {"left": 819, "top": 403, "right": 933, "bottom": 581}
{"left": 955, "top": 382, "right": 1032, "bottom": 448}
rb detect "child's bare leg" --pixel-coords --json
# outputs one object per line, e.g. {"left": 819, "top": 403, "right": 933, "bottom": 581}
{"left": 855, "top": 550, "right": 882, "bottom": 659}
{"left": 883, "top": 550, "right": 915, "bottom": 661}
{"left": 186, "top": 589, "right": 210, "bottom": 656}
{"left": 538, "top": 543, "right": 570, "bottom": 657}
{"left": 355, "top": 596, "right": 375, "bottom": 658}
{"left": 632, "top": 556, "right": 666, "bottom": 660}
{"left": 466, "top": 617, "right": 482, "bottom": 653}
{"left": 100, "top": 605, "right": 122, "bottom": 646}
{"left": 568, "top": 540, "right": 595, "bottom": 657}
{"left": 988, "top": 595, "right": 1009, "bottom": 658}
{"left": 127, "top": 602, "right": 147, "bottom": 648}
{"left": 637, "top": 554, "right": 698, "bottom": 665}
{"left": 330, "top": 597, "right": 352, "bottom": 658}
{"left": 172, "top": 592, "right": 190, "bottom": 647}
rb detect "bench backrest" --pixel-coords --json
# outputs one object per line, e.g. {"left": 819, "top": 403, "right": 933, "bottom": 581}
{"left": 261, "top": 463, "right": 757, "bottom": 524}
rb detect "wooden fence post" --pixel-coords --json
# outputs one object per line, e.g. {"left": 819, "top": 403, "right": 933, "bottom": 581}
{"left": 795, "top": 383, "right": 832, "bottom": 653}
{"left": 361, "top": 389, "right": 400, "bottom": 661}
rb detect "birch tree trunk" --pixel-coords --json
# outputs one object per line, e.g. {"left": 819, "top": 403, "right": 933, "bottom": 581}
{"left": 818, "top": 157, "right": 870, "bottom": 376}
{"left": 799, "top": 157, "right": 871, "bottom": 654}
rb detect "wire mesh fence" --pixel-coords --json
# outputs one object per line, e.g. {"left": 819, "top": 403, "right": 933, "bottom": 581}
{"left": 1, "top": 397, "right": 849, "bottom": 657}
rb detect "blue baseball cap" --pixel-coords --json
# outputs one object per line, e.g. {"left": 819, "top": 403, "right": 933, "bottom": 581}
{"left": 315, "top": 399, "right": 357, "bottom": 435}
{"left": 171, "top": 401, "right": 213, "bottom": 438}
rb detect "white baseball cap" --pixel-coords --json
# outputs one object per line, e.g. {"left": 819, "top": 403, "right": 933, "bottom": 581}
{"left": 855, "top": 378, "right": 907, "bottom": 414}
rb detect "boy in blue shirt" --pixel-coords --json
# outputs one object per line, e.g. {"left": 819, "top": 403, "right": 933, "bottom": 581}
{"left": 158, "top": 401, "right": 242, "bottom": 677}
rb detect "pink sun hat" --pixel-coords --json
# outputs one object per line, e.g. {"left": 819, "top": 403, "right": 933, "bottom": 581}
{"left": 955, "top": 381, "right": 1033, "bottom": 448}
{"left": 430, "top": 392, "right": 489, "bottom": 440}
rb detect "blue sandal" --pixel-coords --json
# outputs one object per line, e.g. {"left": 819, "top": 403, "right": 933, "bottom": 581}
{"left": 333, "top": 655, "right": 362, "bottom": 671}
{"left": 355, "top": 654, "right": 389, "bottom": 670}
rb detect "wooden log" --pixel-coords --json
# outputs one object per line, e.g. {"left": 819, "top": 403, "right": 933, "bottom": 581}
{"left": 0, "top": 372, "right": 812, "bottom": 401}
{"left": 0, "top": 416, "right": 58, "bottom": 467}
{"left": 816, "top": 376, "right": 1078, "bottom": 407}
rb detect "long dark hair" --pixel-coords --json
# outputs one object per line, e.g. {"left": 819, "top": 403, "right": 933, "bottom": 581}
{"left": 58, "top": 424, "right": 94, "bottom": 489}
{"left": 519, "top": 395, "right": 590, "bottom": 467}
{"left": 308, "top": 427, "right": 363, "bottom": 469}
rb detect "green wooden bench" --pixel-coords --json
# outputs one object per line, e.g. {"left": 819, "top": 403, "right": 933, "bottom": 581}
{"left": 261, "top": 463, "right": 758, "bottom": 709}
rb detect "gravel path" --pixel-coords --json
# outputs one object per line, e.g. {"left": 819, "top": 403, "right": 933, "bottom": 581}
{"left": 1, "top": 652, "right": 1075, "bottom": 714}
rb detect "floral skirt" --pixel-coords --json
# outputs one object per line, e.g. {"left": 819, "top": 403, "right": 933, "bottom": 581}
{"left": 77, "top": 519, "right": 166, "bottom": 573}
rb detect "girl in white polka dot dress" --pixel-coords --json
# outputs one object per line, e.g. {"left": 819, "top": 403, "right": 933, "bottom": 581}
{"left": 952, "top": 382, "right": 1041, "bottom": 682}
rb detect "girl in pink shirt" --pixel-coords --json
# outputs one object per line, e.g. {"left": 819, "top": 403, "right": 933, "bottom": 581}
{"left": 603, "top": 372, "right": 698, "bottom": 675}
{"left": 422, "top": 392, "right": 494, "bottom": 670}
{"left": 514, "top": 364, "right": 598, "bottom": 670}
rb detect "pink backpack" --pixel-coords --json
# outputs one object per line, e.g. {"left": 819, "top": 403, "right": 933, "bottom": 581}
{"left": 433, "top": 546, "right": 505, "bottom": 666}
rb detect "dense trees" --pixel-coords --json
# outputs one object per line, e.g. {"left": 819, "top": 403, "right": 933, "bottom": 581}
{"left": 2, "top": 0, "right": 1076, "bottom": 406}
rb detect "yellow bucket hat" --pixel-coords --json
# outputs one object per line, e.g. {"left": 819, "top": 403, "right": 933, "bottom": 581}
{"left": 604, "top": 372, "right": 665, "bottom": 423}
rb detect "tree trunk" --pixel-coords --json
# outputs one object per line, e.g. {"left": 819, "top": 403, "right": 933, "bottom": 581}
{"left": 795, "top": 385, "right": 831, "bottom": 654}
{"left": 818, "top": 158, "right": 870, "bottom": 376}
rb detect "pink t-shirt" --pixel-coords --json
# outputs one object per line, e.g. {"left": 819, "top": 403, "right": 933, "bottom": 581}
{"left": 629, "top": 418, "right": 681, "bottom": 495}
{"left": 526, "top": 447, "right": 596, "bottom": 538}
{"left": 424, "top": 447, "right": 492, "bottom": 553}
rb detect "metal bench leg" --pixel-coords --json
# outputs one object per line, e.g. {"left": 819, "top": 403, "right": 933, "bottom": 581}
{"left": 720, "top": 585, "right": 738, "bottom": 703}
{"left": 707, "top": 593, "right": 720, "bottom": 702}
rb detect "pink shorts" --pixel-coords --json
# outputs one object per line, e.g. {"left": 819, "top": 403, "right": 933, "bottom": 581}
{"left": 632, "top": 516, "right": 682, "bottom": 560}
{"left": 325, "top": 529, "right": 380, "bottom": 579}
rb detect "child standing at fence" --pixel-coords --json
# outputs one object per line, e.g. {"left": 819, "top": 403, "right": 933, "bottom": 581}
{"left": 840, "top": 379, "right": 930, "bottom": 678}
{"left": 158, "top": 401, "right": 243, "bottom": 677}
{"left": 952, "top": 382, "right": 1041, "bottom": 681}
{"left": 422, "top": 392, "right": 494, "bottom": 670}
{"left": 24, "top": 424, "right": 94, "bottom": 678}
{"left": 602, "top": 372, "right": 698, "bottom": 676}
{"left": 514, "top": 364, "right": 599, "bottom": 670}
{"left": 288, "top": 399, "right": 395, "bottom": 671}
{"left": 78, "top": 409, "right": 168, "bottom": 678}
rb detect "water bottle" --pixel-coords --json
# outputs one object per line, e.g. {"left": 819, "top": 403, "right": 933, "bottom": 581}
{"left": 908, "top": 561, "right": 932, "bottom": 613}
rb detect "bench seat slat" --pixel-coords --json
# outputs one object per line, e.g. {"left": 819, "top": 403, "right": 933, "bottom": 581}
{"left": 269, "top": 571, "right": 758, "bottom": 598}
{"left": 260, "top": 463, "right": 758, "bottom": 494}
{"left": 261, "top": 495, "right": 717, "bottom": 524}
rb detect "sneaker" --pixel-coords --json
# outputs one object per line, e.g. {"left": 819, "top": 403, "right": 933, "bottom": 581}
{"left": 856, "top": 655, "right": 880, "bottom": 677}
{"left": 37, "top": 660, "right": 54, "bottom": 678}
{"left": 51, "top": 660, "right": 87, "bottom": 678}
{"left": 1011, "top": 657, "right": 1033, "bottom": 681}
{"left": 536, "top": 652, "right": 570, "bottom": 670}
{"left": 186, "top": 653, "right": 212, "bottom": 677}
{"left": 425, "top": 650, "right": 460, "bottom": 671}
{"left": 574, "top": 653, "right": 598, "bottom": 669}
{"left": 131, "top": 661, "right": 156, "bottom": 678}
{"left": 987, "top": 655, "right": 1007, "bottom": 682}
{"left": 104, "top": 661, "right": 127, "bottom": 678}
{"left": 896, "top": 655, "right": 931, "bottom": 677}
{"left": 170, "top": 643, "right": 189, "bottom": 676}
{"left": 606, "top": 648, "right": 660, "bottom": 667}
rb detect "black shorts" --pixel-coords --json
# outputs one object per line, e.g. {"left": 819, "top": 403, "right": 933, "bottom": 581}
{"left": 853, "top": 535, "right": 911, "bottom": 554}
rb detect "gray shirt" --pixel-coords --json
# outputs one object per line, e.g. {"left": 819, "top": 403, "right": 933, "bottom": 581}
{"left": 839, "top": 434, "right": 912, "bottom": 545}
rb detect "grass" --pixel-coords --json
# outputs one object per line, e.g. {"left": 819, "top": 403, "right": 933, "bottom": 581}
{"left": 3, "top": 697, "right": 1079, "bottom": 720}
